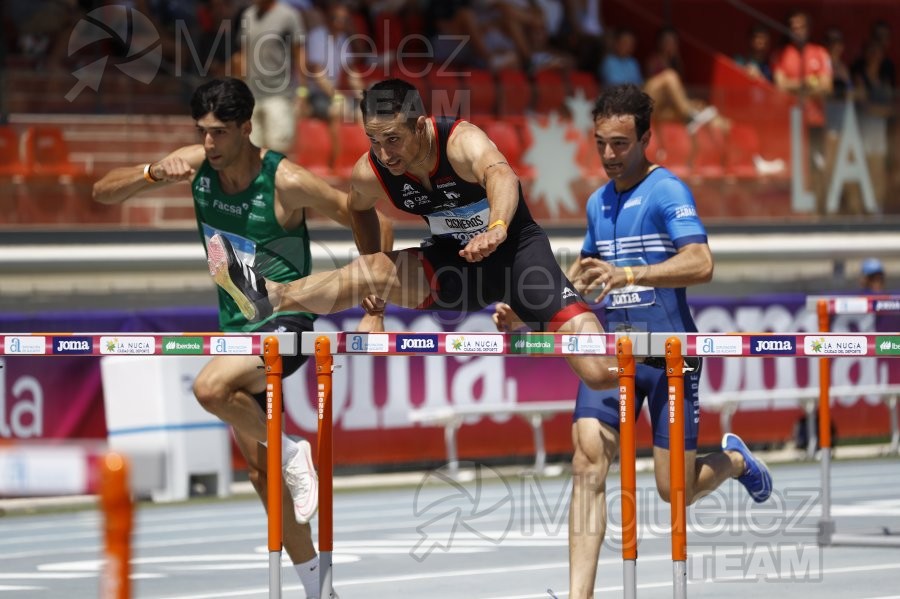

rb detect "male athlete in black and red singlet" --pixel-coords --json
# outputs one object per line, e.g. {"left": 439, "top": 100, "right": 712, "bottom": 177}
{"left": 209, "top": 78, "right": 619, "bottom": 391}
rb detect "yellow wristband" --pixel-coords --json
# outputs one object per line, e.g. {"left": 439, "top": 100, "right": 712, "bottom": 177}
{"left": 295, "top": 86, "right": 309, "bottom": 98}
{"left": 624, "top": 266, "right": 635, "bottom": 286}
{"left": 488, "top": 219, "right": 507, "bottom": 231}
{"left": 143, "top": 163, "right": 159, "bottom": 183}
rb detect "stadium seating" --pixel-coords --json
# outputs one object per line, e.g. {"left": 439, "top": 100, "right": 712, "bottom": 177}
{"left": 533, "top": 69, "right": 568, "bottom": 114}
{"left": 0, "top": 126, "right": 27, "bottom": 179}
{"left": 332, "top": 122, "right": 371, "bottom": 179}
{"left": 568, "top": 71, "right": 600, "bottom": 101}
{"left": 496, "top": 69, "right": 532, "bottom": 117}
{"left": 482, "top": 118, "right": 533, "bottom": 180}
{"left": 427, "top": 70, "right": 463, "bottom": 118}
{"left": 462, "top": 70, "right": 497, "bottom": 117}
{"left": 294, "top": 119, "right": 334, "bottom": 179}
{"left": 652, "top": 121, "right": 692, "bottom": 178}
{"left": 22, "top": 126, "right": 87, "bottom": 179}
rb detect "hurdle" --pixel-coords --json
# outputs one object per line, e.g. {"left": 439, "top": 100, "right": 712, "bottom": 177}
{"left": 0, "top": 331, "right": 297, "bottom": 599}
{"left": 302, "top": 329, "right": 900, "bottom": 597}
{"left": 806, "top": 294, "right": 900, "bottom": 548}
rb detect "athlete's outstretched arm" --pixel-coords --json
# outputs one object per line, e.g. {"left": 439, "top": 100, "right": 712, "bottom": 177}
{"left": 92, "top": 145, "right": 204, "bottom": 205}
{"left": 446, "top": 122, "right": 520, "bottom": 262}
{"left": 348, "top": 156, "right": 389, "bottom": 255}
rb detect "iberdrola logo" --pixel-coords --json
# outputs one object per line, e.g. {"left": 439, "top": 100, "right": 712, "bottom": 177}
{"left": 66, "top": 6, "right": 162, "bottom": 101}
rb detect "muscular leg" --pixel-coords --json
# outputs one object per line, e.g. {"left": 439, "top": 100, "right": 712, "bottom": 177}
{"left": 644, "top": 69, "right": 695, "bottom": 121}
{"left": 556, "top": 311, "right": 618, "bottom": 390}
{"left": 269, "top": 249, "right": 432, "bottom": 314}
{"left": 193, "top": 355, "right": 269, "bottom": 442}
{"left": 569, "top": 418, "right": 619, "bottom": 599}
{"left": 234, "top": 428, "right": 317, "bottom": 563}
{"left": 653, "top": 447, "right": 743, "bottom": 505}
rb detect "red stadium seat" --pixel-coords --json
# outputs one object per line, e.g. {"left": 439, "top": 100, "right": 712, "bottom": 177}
{"left": 22, "top": 126, "right": 87, "bottom": 178}
{"left": 294, "top": 119, "right": 334, "bottom": 179}
{"left": 726, "top": 123, "right": 765, "bottom": 178}
{"left": 568, "top": 71, "right": 600, "bottom": 101}
{"left": 333, "top": 122, "right": 371, "bottom": 179}
{"left": 482, "top": 119, "right": 533, "bottom": 180}
{"left": 533, "top": 69, "right": 567, "bottom": 114}
{"left": 0, "top": 126, "right": 27, "bottom": 179}
{"left": 692, "top": 127, "right": 726, "bottom": 178}
{"left": 461, "top": 69, "right": 497, "bottom": 118}
{"left": 652, "top": 121, "right": 691, "bottom": 178}
{"left": 496, "top": 69, "right": 531, "bottom": 117}
{"left": 427, "top": 70, "right": 463, "bottom": 117}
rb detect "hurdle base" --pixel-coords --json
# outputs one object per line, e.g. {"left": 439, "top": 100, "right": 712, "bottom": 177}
{"left": 320, "top": 550, "right": 335, "bottom": 598}
{"left": 817, "top": 518, "right": 835, "bottom": 546}
{"left": 269, "top": 551, "right": 282, "bottom": 599}
{"left": 830, "top": 532, "right": 900, "bottom": 547}
{"left": 623, "top": 559, "right": 636, "bottom": 599}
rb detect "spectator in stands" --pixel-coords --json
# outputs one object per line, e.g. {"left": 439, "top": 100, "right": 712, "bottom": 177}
{"left": 771, "top": 9, "right": 833, "bottom": 212}
{"left": 601, "top": 27, "right": 722, "bottom": 136}
{"left": 301, "top": 1, "right": 367, "bottom": 168}
{"left": 852, "top": 37, "right": 895, "bottom": 213}
{"left": 561, "top": 0, "right": 605, "bottom": 74}
{"left": 232, "top": 0, "right": 308, "bottom": 154}
{"left": 496, "top": 84, "right": 773, "bottom": 599}
{"left": 426, "top": 0, "right": 496, "bottom": 71}
{"left": 822, "top": 27, "right": 856, "bottom": 210}
{"left": 861, "top": 257, "right": 886, "bottom": 293}
{"left": 599, "top": 27, "right": 642, "bottom": 86}
{"left": 477, "top": 0, "right": 545, "bottom": 72}
{"left": 3, "top": 0, "right": 80, "bottom": 69}
{"left": 733, "top": 23, "right": 774, "bottom": 82}
{"left": 644, "top": 26, "right": 685, "bottom": 78}
{"left": 195, "top": 0, "right": 238, "bottom": 78}
{"left": 92, "top": 77, "right": 393, "bottom": 599}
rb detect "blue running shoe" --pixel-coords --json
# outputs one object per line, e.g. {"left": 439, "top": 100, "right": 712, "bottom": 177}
{"left": 722, "top": 433, "right": 772, "bottom": 503}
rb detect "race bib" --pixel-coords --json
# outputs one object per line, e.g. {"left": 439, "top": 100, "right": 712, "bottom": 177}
{"left": 202, "top": 224, "right": 257, "bottom": 265}
{"left": 424, "top": 199, "right": 490, "bottom": 245}
{"left": 603, "top": 257, "right": 655, "bottom": 309}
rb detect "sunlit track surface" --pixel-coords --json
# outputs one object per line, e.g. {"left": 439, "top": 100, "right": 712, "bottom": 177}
{"left": 1, "top": 459, "right": 899, "bottom": 598}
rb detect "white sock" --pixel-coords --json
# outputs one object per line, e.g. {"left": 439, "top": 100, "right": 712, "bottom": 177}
{"left": 281, "top": 433, "right": 299, "bottom": 467}
{"left": 261, "top": 434, "right": 299, "bottom": 468}
{"left": 295, "top": 554, "right": 320, "bottom": 599}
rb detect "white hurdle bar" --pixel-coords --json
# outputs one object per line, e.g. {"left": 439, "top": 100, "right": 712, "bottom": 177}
{"left": 806, "top": 295, "right": 900, "bottom": 548}
{"left": 302, "top": 329, "right": 900, "bottom": 598}
{"left": 0, "top": 331, "right": 298, "bottom": 599}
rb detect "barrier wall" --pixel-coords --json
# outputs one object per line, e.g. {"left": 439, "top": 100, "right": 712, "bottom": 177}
{"left": 1, "top": 294, "right": 897, "bottom": 468}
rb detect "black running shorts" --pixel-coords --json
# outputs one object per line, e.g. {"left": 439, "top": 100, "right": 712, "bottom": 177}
{"left": 416, "top": 225, "right": 589, "bottom": 330}
{"left": 250, "top": 313, "right": 314, "bottom": 411}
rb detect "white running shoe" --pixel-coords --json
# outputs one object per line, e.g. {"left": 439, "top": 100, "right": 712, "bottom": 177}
{"left": 284, "top": 439, "right": 319, "bottom": 524}
{"left": 686, "top": 105, "right": 719, "bottom": 135}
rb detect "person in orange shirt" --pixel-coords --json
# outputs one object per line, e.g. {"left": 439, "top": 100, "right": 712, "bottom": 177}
{"left": 772, "top": 9, "right": 833, "bottom": 211}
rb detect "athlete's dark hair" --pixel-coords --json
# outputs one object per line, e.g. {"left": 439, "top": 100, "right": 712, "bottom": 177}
{"left": 591, "top": 84, "right": 654, "bottom": 140}
{"left": 190, "top": 78, "right": 255, "bottom": 124}
{"left": 360, "top": 78, "right": 426, "bottom": 128}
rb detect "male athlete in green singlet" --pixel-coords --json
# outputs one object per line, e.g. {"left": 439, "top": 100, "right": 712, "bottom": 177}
{"left": 94, "top": 78, "right": 390, "bottom": 599}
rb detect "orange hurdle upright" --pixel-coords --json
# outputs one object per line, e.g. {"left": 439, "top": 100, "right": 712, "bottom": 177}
{"left": 315, "top": 336, "right": 335, "bottom": 599}
{"left": 665, "top": 337, "right": 687, "bottom": 599}
{"left": 816, "top": 300, "right": 835, "bottom": 545}
{"left": 264, "top": 336, "right": 284, "bottom": 599}
{"left": 100, "top": 452, "right": 132, "bottom": 599}
{"left": 617, "top": 337, "right": 638, "bottom": 599}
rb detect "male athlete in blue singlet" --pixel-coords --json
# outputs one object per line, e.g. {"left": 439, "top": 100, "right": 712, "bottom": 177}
{"left": 496, "top": 84, "right": 774, "bottom": 599}
{"left": 209, "top": 78, "right": 620, "bottom": 392}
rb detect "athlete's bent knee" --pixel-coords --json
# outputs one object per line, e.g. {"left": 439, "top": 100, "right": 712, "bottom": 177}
{"left": 582, "top": 362, "right": 618, "bottom": 391}
{"left": 192, "top": 373, "right": 228, "bottom": 414}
